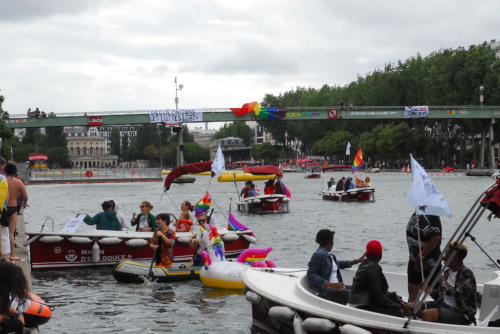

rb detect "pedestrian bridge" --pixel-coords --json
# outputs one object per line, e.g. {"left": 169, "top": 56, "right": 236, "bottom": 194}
{"left": 5, "top": 105, "right": 500, "bottom": 128}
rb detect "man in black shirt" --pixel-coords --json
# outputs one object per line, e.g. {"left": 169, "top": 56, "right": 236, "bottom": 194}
{"left": 406, "top": 213, "right": 442, "bottom": 302}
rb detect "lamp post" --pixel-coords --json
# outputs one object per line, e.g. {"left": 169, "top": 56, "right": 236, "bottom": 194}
{"left": 480, "top": 85, "right": 484, "bottom": 109}
{"left": 175, "top": 77, "right": 184, "bottom": 167}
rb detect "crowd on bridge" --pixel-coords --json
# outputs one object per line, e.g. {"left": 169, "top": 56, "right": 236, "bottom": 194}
{"left": 26, "top": 108, "right": 55, "bottom": 119}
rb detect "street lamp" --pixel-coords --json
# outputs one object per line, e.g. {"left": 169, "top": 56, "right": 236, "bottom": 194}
{"left": 175, "top": 76, "right": 183, "bottom": 110}
{"left": 174, "top": 76, "right": 184, "bottom": 166}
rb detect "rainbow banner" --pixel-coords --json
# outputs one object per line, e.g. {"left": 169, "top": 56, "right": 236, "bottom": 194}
{"left": 280, "top": 180, "right": 292, "bottom": 198}
{"left": 195, "top": 192, "right": 212, "bottom": 218}
{"left": 230, "top": 102, "right": 287, "bottom": 120}
{"left": 351, "top": 149, "right": 364, "bottom": 173}
{"left": 227, "top": 213, "right": 255, "bottom": 236}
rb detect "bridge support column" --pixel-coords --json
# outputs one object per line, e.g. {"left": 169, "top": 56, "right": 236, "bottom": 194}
{"left": 176, "top": 126, "right": 184, "bottom": 167}
{"left": 480, "top": 126, "right": 486, "bottom": 168}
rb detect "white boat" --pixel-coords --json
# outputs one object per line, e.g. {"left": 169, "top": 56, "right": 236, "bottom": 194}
{"left": 243, "top": 267, "right": 500, "bottom": 333}
{"left": 320, "top": 187, "right": 375, "bottom": 202}
{"left": 237, "top": 194, "right": 290, "bottom": 214}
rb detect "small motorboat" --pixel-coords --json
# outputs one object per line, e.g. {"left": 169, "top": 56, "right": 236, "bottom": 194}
{"left": 304, "top": 172, "right": 321, "bottom": 179}
{"left": 112, "top": 260, "right": 201, "bottom": 283}
{"left": 243, "top": 267, "right": 500, "bottom": 334}
{"left": 237, "top": 194, "right": 290, "bottom": 214}
{"left": 320, "top": 187, "right": 375, "bottom": 202}
{"left": 25, "top": 227, "right": 255, "bottom": 270}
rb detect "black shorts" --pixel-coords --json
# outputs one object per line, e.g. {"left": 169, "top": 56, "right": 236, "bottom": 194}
{"left": 423, "top": 301, "right": 470, "bottom": 325}
{"left": 407, "top": 259, "right": 442, "bottom": 285}
{"left": 6, "top": 207, "right": 17, "bottom": 218}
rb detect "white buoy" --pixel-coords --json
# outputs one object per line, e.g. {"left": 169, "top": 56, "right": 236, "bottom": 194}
{"left": 40, "top": 236, "right": 64, "bottom": 243}
{"left": 69, "top": 236, "right": 92, "bottom": 244}
{"left": 222, "top": 233, "right": 239, "bottom": 242}
{"left": 339, "top": 324, "right": 372, "bottom": 334}
{"left": 98, "top": 237, "right": 121, "bottom": 245}
{"left": 245, "top": 291, "right": 262, "bottom": 304}
{"left": 176, "top": 236, "right": 192, "bottom": 244}
{"left": 92, "top": 241, "right": 100, "bottom": 263}
{"left": 302, "top": 318, "right": 335, "bottom": 332}
{"left": 125, "top": 239, "right": 148, "bottom": 247}
{"left": 268, "top": 306, "right": 295, "bottom": 322}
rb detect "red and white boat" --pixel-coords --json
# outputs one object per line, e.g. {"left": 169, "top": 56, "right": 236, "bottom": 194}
{"left": 320, "top": 187, "right": 375, "bottom": 202}
{"left": 304, "top": 172, "right": 321, "bottom": 179}
{"left": 25, "top": 228, "right": 255, "bottom": 270}
{"left": 237, "top": 194, "right": 290, "bottom": 214}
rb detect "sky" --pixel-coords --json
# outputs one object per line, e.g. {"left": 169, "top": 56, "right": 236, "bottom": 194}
{"left": 1, "top": 0, "right": 499, "bottom": 126}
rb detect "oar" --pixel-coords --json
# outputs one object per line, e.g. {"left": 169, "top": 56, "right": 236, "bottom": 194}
{"left": 147, "top": 237, "right": 162, "bottom": 282}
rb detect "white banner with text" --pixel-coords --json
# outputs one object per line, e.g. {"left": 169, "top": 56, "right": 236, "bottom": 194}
{"left": 149, "top": 109, "right": 203, "bottom": 123}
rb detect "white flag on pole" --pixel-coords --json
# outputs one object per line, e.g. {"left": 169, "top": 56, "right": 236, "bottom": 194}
{"left": 346, "top": 142, "right": 351, "bottom": 156}
{"left": 211, "top": 145, "right": 225, "bottom": 177}
{"left": 407, "top": 154, "right": 452, "bottom": 217}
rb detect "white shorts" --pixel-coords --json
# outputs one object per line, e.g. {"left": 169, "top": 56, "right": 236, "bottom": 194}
{"left": 1, "top": 225, "right": 10, "bottom": 255}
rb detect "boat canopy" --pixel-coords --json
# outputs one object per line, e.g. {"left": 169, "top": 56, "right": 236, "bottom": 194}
{"left": 163, "top": 161, "right": 213, "bottom": 191}
{"left": 217, "top": 172, "right": 276, "bottom": 183}
{"left": 243, "top": 165, "right": 283, "bottom": 177}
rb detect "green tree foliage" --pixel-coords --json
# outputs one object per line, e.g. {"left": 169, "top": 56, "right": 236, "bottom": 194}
{"left": 110, "top": 128, "right": 121, "bottom": 156}
{"left": 184, "top": 142, "right": 210, "bottom": 163}
{"left": 0, "top": 94, "right": 14, "bottom": 158}
{"left": 251, "top": 142, "right": 280, "bottom": 163}
{"left": 214, "top": 122, "right": 253, "bottom": 145}
{"left": 260, "top": 42, "right": 499, "bottom": 167}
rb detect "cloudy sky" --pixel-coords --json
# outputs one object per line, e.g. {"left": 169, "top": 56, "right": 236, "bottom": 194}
{"left": 1, "top": 0, "right": 498, "bottom": 119}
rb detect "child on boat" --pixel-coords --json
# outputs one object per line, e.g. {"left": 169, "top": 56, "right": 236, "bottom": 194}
{"left": 176, "top": 212, "right": 194, "bottom": 232}
{"left": 150, "top": 213, "right": 176, "bottom": 267}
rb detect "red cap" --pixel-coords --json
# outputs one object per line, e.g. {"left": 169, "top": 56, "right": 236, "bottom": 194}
{"left": 366, "top": 240, "right": 383, "bottom": 256}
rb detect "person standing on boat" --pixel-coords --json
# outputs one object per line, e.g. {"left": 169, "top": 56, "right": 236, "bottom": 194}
{"left": 131, "top": 201, "right": 157, "bottom": 232}
{"left": 419, "top": 241, "right": 477, "bottom": 325}
{"left": 348, "top": 240, "right": 406, "bottom": 317}
{"left": 83, "top": 200, "right": 122, "bottom": 231}
{"left": 406, "top": 213, "right": 442, "bottom": 303}
{"left": 150, "top": 213, "right": 176, "bottom": 267}
{"left": 307, "top": 229, "right": 364, "bottom": 305}
{"left": 191, "top": 213, "right": 212, "bottom": 266}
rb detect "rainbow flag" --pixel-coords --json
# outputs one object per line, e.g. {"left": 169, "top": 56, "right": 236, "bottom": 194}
{"left": 230, "top": 102, "right": 287, "bottom": 120}
{"left": 227, "top": 213, "right": 255, "bottom": 236}
{"left": 195, "top": 192, "right": 212, "bottom": 218}
{"left": 351, "top": 149, "right": 364, "bottom": 173}
{"left": 280, "top": 180, "right": 292, "bottom": 198}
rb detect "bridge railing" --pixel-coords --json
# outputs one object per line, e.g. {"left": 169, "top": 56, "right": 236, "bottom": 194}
{"left": 28, "top": 168, "right": 164, "bottom": 182}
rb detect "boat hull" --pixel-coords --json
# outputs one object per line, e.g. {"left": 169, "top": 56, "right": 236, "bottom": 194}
{"left": 321, "top": 187, "right": 375, "bottom": 202}
{"left": 237, "top": 195, "right": 289, "bottom": 214}
{"left": 26, "top": 229, "right": 252, "bottom": 270}
{"left": 112, "top": 260, "right": 200, "bottom": 283}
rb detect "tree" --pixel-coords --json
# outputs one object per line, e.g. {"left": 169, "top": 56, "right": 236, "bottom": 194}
{"left": 251, "top": 142, "right": 280, "bottom": 163}
{"left": 214, "top": 122, "right": 253, "bottom": 145}
{"left": 184, "top": 142, "right": 210, "bottom": 163}
{"left": 110, "top": 128, "right": 121, "bottom": 156}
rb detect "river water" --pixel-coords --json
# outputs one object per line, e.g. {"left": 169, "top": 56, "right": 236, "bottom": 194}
{"left": 25, "top": 172, "right": 499, "bottom": 333}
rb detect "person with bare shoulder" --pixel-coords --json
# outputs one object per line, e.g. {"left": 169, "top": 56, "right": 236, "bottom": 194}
{"left": 4, "top": 163, "right": 28, "bottom": 262}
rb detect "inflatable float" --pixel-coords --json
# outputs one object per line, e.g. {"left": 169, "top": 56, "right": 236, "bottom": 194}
{"left": 112, "top": 260, "right": 201, "bottom": 283}
{"left": 200, "top": 247, "right": 275, "bottom": 289}
{"left": 11, "top": 293, "right": 52, "bottom": 328}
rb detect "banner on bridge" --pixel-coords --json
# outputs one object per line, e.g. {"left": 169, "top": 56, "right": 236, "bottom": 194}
{"left": 404, "top": 106, "right": 429, "bottom": 118}
{"left": 149, "top": 109, "right": 203, "bottom": 123}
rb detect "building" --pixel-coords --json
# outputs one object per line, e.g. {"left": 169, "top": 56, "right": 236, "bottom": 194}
{"left": 490, "top": 39, "right": 500, "bottom": 58}
{"left": 64, "top": 126, "right": 118, "bottom": 168}
{"left": 191, "top": 129, "right": 216, "bottom": 148}
{"left": 211, "top": 137, "right": 251, "bottom": 162}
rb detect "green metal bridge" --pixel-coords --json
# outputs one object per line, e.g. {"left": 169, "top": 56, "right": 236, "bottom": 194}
{"left": 5, "top": 105, "right": 500, "bottom": 128}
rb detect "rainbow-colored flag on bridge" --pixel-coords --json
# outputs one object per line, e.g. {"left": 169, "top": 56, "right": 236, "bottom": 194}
{"left": 351, "top": 149, "right": 364, "bottom": 173}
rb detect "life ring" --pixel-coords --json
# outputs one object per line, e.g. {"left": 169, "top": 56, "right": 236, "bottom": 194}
{"left": 85, "top": 170, "right": 93, "bottom": 177}
{"left": 11, "top": 293, "right": 52, "bottom": 327}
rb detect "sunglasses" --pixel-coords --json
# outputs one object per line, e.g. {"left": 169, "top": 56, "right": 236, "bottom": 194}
{"left": 198, "top": 219, "right": 208, "bottom": 222}
{"left": 140, "top": 205, "right": 148, "bottom": 208}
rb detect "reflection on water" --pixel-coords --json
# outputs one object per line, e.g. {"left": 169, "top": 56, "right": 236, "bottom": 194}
{"left": 27, "top": 173, "right": 498, "bottom": 333}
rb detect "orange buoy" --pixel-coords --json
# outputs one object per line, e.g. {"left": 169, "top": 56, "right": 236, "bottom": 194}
{"left": 12, "top": 293, "right": 52, "bottom": 327}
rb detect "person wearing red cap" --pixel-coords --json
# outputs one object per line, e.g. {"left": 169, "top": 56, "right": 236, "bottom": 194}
{"left": 307, "top": 229, "right": 364, "bottom": 305}
{"left": 348, "top": 240, "right": 406, "bottom": 317}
